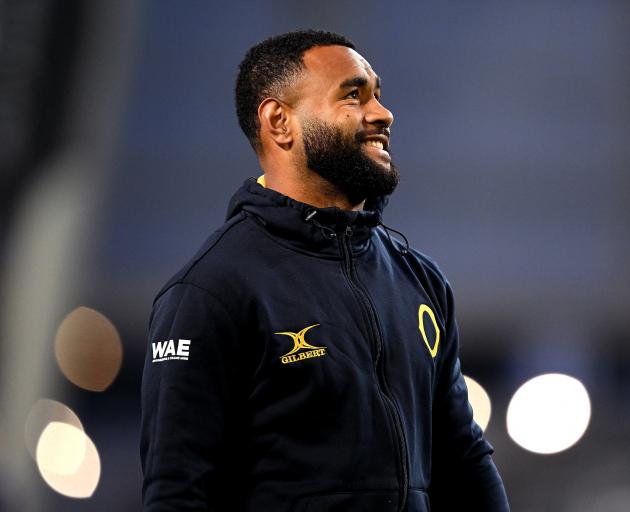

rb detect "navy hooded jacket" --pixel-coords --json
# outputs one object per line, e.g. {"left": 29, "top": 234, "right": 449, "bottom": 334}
{"left": 140, "top": 175, "right": 510, "bottom": 511}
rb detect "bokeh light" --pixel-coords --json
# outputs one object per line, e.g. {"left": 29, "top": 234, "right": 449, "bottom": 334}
{"left": 507, "top": 373, "right": 591, "bottom": 454}
{"left": 24, "top": 399, "right": 84, "bottom": 460}
{"left": 36, "top": 422, "right": 87, "bottom": 475}
{"left": 54, "top": 306, "right": 122, "bottom": 391}
{"left": 464, "top": 375, "right": 492, "bottom": 431}
{"left": 36, "top": 422, "right": 101, "bottom": 498}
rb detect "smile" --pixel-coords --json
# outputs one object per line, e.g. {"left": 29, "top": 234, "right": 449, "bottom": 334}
{"left": 360, "top": 133, "right": 390, "bottom": 152}
{"left": 361, "top": 137, "right": 392, "bottom": 164}
{"left": 363, "top": 140, "right": 384, "bottom": 150}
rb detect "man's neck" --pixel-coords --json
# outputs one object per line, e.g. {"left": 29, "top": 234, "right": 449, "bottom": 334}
{"left": 258, "top": 170, "right": 365, "bottom": 212}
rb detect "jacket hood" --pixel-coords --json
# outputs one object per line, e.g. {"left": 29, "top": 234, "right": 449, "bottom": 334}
{"left": 225, "top": 176, "right": 392, "bottom": 258}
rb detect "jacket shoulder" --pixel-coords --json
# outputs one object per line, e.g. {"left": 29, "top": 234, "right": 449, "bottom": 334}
{"left": 152, "top": 211, "right": 252, "bottom": 305}
{"left": 409, "top": 248, "right": 449, "bottom": 287}
{"left": 374, "top": 226, "right": 451, "bottom": 297}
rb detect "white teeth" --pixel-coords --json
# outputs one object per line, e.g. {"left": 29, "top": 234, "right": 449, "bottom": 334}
{"left": 364, "top": 140, "right": 384, "bottom": 150}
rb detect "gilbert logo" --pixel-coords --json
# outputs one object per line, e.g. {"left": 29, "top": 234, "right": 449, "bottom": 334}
{"left": 275, "top": 323, "right": 327, "bottom": 365}
{"left": 418, "top": 304, "right": 440, "bottom": 358}
{"left": 152, "top": 339, "right": 191, "bottom": 363}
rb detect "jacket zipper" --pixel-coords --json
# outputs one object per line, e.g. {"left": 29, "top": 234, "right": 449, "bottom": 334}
{"left": 338, "top": 225, "right": 409, "bottom": 512}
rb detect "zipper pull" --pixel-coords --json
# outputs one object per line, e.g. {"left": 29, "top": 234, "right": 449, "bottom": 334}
{"left": 345, "top": 225, "right": 353, "bottom": 237}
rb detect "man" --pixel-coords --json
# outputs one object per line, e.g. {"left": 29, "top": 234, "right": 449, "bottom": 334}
{"left": 140, "top": 29, "right": 510, "bottom": 511}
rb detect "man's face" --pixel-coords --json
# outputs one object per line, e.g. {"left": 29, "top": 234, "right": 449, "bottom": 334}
{"left": 292, "top": 45, "right": 400, "bottom": 205}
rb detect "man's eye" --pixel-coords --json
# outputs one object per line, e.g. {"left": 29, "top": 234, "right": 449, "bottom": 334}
{"left": 346, "top": 90, "right": 360, "bottom": 99}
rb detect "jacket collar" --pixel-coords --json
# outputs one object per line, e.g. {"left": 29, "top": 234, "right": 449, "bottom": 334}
{"left": 225, "top": 175, "right": 390, "bottom": 258}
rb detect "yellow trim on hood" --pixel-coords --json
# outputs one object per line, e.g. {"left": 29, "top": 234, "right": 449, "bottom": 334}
{"left": 257, "top": 175, "right": 266, "bottom": 188}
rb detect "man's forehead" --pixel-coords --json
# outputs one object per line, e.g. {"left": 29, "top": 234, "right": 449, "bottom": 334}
{"left": 301, "top": 45, "right": 378, "bottom": 87}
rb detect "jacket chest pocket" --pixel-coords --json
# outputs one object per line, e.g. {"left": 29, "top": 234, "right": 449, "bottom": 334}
{"left": 375, "top": 298, "right": 442, "bottom": 387}
{"left": 249, "top": 309, "right": 378, "bottom": 403}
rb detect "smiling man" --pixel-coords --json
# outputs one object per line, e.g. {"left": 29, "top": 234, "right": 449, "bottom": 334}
{"left": 140, "top": 30, "right": 510, "bottom": 512}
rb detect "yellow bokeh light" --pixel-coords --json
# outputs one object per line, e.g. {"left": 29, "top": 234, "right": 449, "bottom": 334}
{"left": 36, "top": 422, "right": 87, "bottom": 475}
{"left": 36, "top": 422, "right": 101, "bottom": 498}
{"left": 464, "top": 375, "right": 492, "bottom": 431}
{"left": 54, "top": 306, "right": 123, "bottom": 392}
{"left": 507, "top": 373, "right": 591, "bottom": 454}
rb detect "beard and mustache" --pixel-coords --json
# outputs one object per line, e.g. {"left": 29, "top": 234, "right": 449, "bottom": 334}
{"left": 300, "top": 117, "right": 400, "bottom": 206}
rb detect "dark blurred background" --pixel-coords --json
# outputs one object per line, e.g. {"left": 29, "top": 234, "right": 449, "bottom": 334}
{"left": 1, "top": 0, "right": 629, "bottom": 510}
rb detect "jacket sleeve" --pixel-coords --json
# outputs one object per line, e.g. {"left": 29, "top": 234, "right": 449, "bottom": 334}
{"left": 428, "top": 275, "right": 510, "bottom": 511}
{"left": 140, "top": 282, "right": 246, "bottom": 511}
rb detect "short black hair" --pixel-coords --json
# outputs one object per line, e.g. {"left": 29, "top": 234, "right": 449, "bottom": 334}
{"left": 235, "top": 29, "right": 355, "bottom": 152}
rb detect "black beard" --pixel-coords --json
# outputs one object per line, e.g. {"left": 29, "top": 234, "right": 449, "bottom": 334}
{"left": 300, "top": 117, "right": 400, "bottom": 206}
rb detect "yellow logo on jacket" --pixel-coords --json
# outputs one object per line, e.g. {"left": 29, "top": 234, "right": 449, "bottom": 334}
{"left": 418, "top": 304, "right": 440, "bottom": 358}
{"left": 275, "top": 323, "right": 327, "bottom": 365}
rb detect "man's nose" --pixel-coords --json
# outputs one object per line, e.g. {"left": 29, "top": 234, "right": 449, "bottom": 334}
{"left": 365, "top": 99, "right": 394, "bottom": 128}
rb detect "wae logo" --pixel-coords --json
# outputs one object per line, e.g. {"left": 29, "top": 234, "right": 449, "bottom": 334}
{"left": 152, "top": 339, "right": 191, "bottom": 363}
{"left": 275, "top": 323, "right": 327, "bottom": 365}
{"left": 418, "top": 304, "right": 440, "bottom": 358}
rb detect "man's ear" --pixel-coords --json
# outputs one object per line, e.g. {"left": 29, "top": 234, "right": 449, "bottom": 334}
{"left": 258, "top": 98, "right": 293, "bottom": 148}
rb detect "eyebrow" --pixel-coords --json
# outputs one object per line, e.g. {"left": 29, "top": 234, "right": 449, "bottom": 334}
{"left": 339, "top": 75, "right": 382, "bottom": 90}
